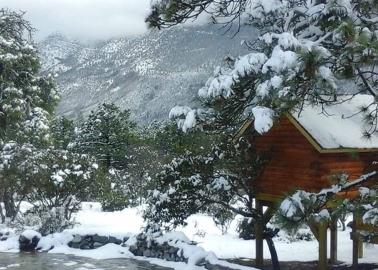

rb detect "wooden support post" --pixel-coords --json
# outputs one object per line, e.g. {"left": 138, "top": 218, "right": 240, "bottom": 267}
{"left": 330, "top": 218, "right": 338, "bottom": 265}
{"left": 318, "top": 222, "right": 328, "bottom": 270}
{"left": 356, "top": 215, "right": 364, "bottom": 259}
{"left": 255, "top": 200, "right": 264, "bottom": 268}
{"left": 352, "top": 213, "right": 359, "bottom": 268}
{"left": 358, "top": 239, "right": 364, "bottom": 259}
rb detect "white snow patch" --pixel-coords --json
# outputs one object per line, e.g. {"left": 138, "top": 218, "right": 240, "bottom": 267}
{"left": 293, "top": 95, "right": 378, "bottom": 149}
{"left": 252, "top": 106, "right": 275, "bottom": 134}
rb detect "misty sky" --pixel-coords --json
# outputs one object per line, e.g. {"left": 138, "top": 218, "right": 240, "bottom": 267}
{"left": 2, "top": 0, "right": 152, "bottom": 41}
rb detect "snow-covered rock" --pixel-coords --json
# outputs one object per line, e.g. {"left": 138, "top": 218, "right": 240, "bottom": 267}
{"left": 19, "top": 230, "right": 41, "bottom": 252}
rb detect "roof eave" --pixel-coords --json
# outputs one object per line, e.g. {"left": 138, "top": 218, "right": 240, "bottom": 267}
{"left": 233, "top": 113, "right": 378, "bottom": 154}
{"left": 286, "top": 113, "right": 378, "bottom": 154}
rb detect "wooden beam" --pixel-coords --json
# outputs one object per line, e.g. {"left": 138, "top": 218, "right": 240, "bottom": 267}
{"left": 318, "top": 222, "right": 328, "bottom": 270}
{"left": 308, "top": 222, "right": 320, "bottom": 241}
{"left": 256, "top": 193, "right": 284, "bottom": 203}
{"left": 255, "top": 200, "right": 264, "bottom": 268}
{"left": 263, "top": 206, "right": 276, "bottom": 225}
{"left": 330, "top": 218, "right": 338, "bottom": 265}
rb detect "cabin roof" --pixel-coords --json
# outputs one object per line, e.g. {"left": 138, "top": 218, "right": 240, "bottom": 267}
{"left": 239, "top": 95, "right": 378, "bottom": 153}
{"left": 292, "top": 95, "right": 378, "bottom": 151}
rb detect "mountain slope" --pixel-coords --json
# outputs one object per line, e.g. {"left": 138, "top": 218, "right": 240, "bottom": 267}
{"left": 39, "top": 25, "right": 252, "bottom": 124}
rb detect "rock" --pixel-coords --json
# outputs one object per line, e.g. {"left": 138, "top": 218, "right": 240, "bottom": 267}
{"left": 68, "top": 241, "right": 81, "bottom": 249}
{"left": 68, "top": 234, "right": 83, "bottom": 248}
{"left": 80, "top": 243, "right": 92, "bottom": 250}
{"left": 93, "top": 242, "right": 104, "bottom": 249}
{"left": 164, "top": 252, "right": 172, "bottom": 261}
{"left": 83, "top": 235, "right": 93, "bottom": 242}
{"left": 169, "top": 246, "right": 179, "bottom": 254}
{"left": 143, "top": 249, "right": 152, "bottom": 257}
{"left": 108, "top": 236, "right": 122, "bottom": 245}
{"left": 19, "top": 235, "right": 40, "bottom": 252}
{"left": 92, "top": 234, "right": 109, "bottom": 244}
{"left": 71, "top": 235, "right": 82, "bottom": 243}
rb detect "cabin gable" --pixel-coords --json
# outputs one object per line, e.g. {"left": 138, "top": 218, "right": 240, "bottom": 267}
{"left": 252, "top": 116, "right": 377, "bottom": 200}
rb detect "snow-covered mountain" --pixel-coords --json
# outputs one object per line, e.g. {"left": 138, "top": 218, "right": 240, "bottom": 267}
{"left": 38, "top": 25, "right": 252, "bottom": 124}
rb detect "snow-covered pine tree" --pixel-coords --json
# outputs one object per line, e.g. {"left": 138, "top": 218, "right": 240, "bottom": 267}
{"left": 143, "top": 136, "right": 283, "bottom": 266}
{"left": 51, "top": 116, "right": 75, "bottom": 150}
{"left": 0, "top": 9, "right": 58, "bottom": 140}
{"left": 74, "top": 103, "right": 136, "bottom": 170}
{"left": 146, "top": 0, "right": 378, "bottom": 264}
{"left": 148, "top": 0, "right": 378, "bottom": 135}
{"left": 0, "top": 10, "right": 103, "bottom": 231}
{"left": 0, "top": 9, "right": 59, "bottom": 219}
{"left": 73, "top": 103, "right": 139, "bottom": 210}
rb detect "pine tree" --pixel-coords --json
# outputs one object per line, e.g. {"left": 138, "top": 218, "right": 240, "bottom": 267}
{"left": 0, "top": 9, "right": 58, "bottom": 141}
{"left": 0, "top": 9, "right": 58, "bottom": 219}
{"left": 0, "top": 10, "right": 101, "bottom": 229}
{"left": 148, "top": 0, "right": 378, "bottom": 135}
{"left": 145, "top": 0, "right": 378, "bottom": 266}
{"left": 51, "top": 116, "right": 75, "bottom": 150}
{"left": 74, "top": 103, "right": 136, "bottom": 170}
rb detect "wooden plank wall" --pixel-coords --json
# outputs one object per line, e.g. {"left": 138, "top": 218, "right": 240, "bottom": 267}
{"left": 251, "top": 117, "right": 377, "bottom": 197}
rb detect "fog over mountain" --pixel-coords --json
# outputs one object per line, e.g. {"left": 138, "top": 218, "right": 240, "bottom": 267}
{"left": 38, "top": 25, "right": 252, "bottom": 124}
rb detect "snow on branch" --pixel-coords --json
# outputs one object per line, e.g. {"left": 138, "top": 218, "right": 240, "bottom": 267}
{"left": 279, "top": 171, "right": 378, "bottom": 226}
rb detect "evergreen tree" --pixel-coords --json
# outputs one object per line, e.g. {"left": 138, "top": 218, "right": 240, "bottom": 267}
{"left": 143, "top": 136, "right": 283, "bottom": 266}
{"left": 51, "top": 116, "right": 75, "bottom": 150}
{"left": 147, "top": 0, "right": 378, "bottom": 136}
{"left": 0, "top": 9, "right": 58, "bottom": 141}
{"left": 145, "top": 0, "right": 378, "bottom": 266}
{"left": 0, "top": 10, "right": 101, "bottom": 231}
{"left": 74, "top": 103, "right": 136, "bottom": 170}
{"left": 0, "top": 9, "right": 58, "bottom": 219}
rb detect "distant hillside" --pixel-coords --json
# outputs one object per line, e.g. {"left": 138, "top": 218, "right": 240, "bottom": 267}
{"left": 38, "top": 25, "right": 252, "bottom": 124}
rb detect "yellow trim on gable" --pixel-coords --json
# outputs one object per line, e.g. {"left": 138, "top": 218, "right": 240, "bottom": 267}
{"left": 255, "top": 193, "right": 284, "bottom": 203}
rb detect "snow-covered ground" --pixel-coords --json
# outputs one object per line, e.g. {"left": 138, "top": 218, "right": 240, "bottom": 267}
{"left": 1, "top": 202, "right": 377, "bottom": 269}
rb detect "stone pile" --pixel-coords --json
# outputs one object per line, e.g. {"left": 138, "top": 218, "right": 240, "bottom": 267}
{"left": 19, "top": 234, "right": 40, "bottom": 252}
{"left": 14, "top": 231, "right": 246, "bottom": 270}
{"left": 128, "top": 234, "right": 187, "bottom": 262}
{"left": 0, "top": 231, "right": 9, "bottom": 241}
{"left": 67, "top": 234, "right": 124, "bottom": 249}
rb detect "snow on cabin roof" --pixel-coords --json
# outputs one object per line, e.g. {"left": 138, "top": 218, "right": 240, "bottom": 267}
{"left": 291, "top": 95, "right": 378, "bottom": 150}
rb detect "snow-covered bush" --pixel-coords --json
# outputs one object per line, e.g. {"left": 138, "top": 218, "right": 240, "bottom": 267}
{"left": 14, "top": 205, "right": 75, "bottom": 236}
{"left": 26, "top": 149, "right": 100, "bottom": 219}
{"left": 237, "top": 218, "right": 255, "bottom": 240}
{"left": 98, "top": 169, "right": 134, "bottom": 211}
{"left": 144, "top": 137, "right": 267, "bottom": 231}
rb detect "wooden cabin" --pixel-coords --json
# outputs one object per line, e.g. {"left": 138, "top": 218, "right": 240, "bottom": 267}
{"left": 237, "top": 95, "right": 378, "bottom": 269}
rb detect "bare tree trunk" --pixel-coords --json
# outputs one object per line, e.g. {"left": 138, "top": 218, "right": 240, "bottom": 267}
{"left": 3, "top": 192, "right": 16, "bottom": 219}
{"left": 0, "top": 202, "right": 5, "bottom": 223}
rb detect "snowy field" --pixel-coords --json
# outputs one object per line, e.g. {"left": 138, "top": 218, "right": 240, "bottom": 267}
{"left": 0, "top": 202, "right": 377, "bottom": 269}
